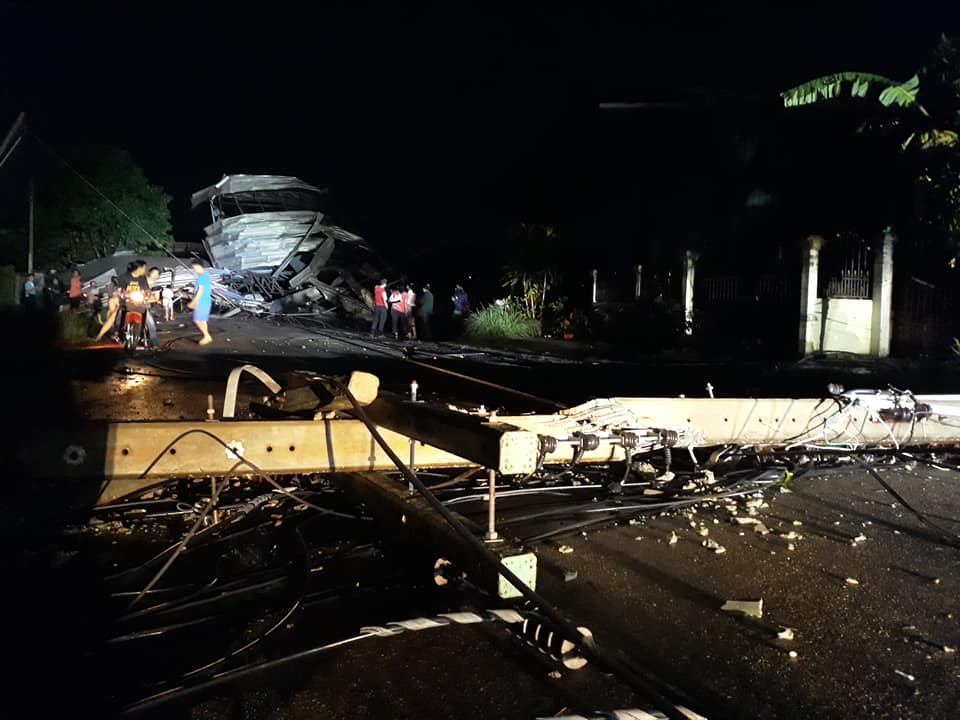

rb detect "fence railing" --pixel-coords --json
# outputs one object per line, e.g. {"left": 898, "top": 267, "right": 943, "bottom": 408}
{"left": 700, "top": 274, "right": 791, "bottom": 304}
{"left": 825, "top": 274, "right": 871, "bottom": 299}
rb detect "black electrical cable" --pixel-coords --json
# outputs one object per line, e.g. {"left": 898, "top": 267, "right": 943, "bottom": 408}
{"left": 868, "top": 454, "right": 960, "bottom": 547}
{"left": 135, "top": 428, "right": 366, "bottom": 521}
{"left": 328, "top": 378, "right": 691, "bottom": 720}
{"left": 127, "top": 476, "right": 228, "bottom": 609}
{"left": 179, "top": 518, "right": 313, "bottom": 679}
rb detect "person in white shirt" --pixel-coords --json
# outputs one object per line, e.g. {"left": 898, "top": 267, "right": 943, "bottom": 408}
{"left": 405, "top": 284, "right": 417, "bottom": 339}
{"left": 161, "top": 284, "right": 175, "bottom": 321}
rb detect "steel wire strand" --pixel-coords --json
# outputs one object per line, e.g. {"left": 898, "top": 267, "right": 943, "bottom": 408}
{"left": 328, "top": 377, "right": 694, "bottom": 720}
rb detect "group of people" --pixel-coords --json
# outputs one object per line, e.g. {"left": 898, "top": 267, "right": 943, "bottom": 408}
{"left": 93, "top": 258, "right": 212, "bottom": 347}
{"left": 370, "top": 280, "right": 431, "bottom": 340}
{"left": 370, "top": 280, "right": 469, "bottom": 340}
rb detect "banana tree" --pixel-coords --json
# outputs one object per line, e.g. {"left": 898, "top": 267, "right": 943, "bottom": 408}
{"left": 502, "top": 223, "right": 561, "bottom": 322}
{"left": 782, "top": 37, "right": 960, "bottom": 255}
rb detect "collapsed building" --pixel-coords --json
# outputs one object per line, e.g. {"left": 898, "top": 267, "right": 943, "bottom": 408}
{"left": 78, "top": 175, "right": 389, "bottom": 322}
{"left": 190, "top": 174, "right": 388, "bottom": 321}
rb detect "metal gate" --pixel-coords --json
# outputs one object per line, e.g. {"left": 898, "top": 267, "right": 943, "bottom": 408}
{"left": 892, "top": 275, "right": 957, "bottom": 357}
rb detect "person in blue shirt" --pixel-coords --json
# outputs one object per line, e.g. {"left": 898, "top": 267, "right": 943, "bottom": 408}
{"left": 187, "top": 259, "right": 213, "bottom": 345}
{"left": 452, "top": 284, "right": 469, "bottom": 316}
{"left": 22, "top": 273, "right": 36, "bottom": 310}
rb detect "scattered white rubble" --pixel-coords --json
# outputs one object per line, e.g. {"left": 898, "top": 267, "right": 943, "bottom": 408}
{"left": 558, "top": 545, "right": 574, "bottom": 555}
{"left": 668, "top": 531, "right": 679, "bottom": 545}
{"left": 697, "top": 527, "right": 710, "bottom": 537}
{"left": 845, "top": 578, "right": 860, "bottom": 586}
{"left": 548, "top": 671, "right": 562, "bottom": 679}
{"left": 788, "top": 650, "right": 798, "bottom": 659}
{"left": 702, "top": 539, "right": 726, "bottom": 554}
{"left": 851, "top": 533, "right": 867, "bottom": 545}
{"left": 894, "top": 669, "right": 915, "bottom": 682}
{"left": 754, "top": 523, "right": 770, "bottom": 535}
{"left": 732, "top": 517, "right": 759, "bottom": 525}
{"left": 777, "top": 627, "right": 795, "bottom": 641}
{"left": 721, "top": 599, "right": 763, "bottom": 618}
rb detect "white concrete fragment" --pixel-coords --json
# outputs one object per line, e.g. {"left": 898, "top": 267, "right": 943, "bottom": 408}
{"left": 721, "top": 599, "right": 763, "bottom": 618}
{"left": 845, "top": 577, "right": 860, "bottom": 586}
{"left": 777, "top": 627, "right": 795, "bottom": 641}
{"left": 558, "top": 545, "right": 574, "bottom": 554}
{"left": 731, "top": 517, "right": 759, "bottom": 525}
{"left": 668, "top": 531, "right": 679, "bottom": 545}
{"left": 754, "top": 523, "right": 770, "bottom": 535}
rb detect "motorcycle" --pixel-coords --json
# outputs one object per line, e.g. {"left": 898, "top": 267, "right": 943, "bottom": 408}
{"left": 121, "top": 288, "right": 149, "bottom": 352}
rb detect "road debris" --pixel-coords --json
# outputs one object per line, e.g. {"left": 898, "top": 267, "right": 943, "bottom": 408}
{"left": 558, "top": 545, "right": 574, "bottom": 555}
{"left": 894, "top": 669, "right": 916, "bottom": 682}
{"left": 668, "top": 531, "right": 679, "bottom": 545}
{"left": 845, "top": 578, "right": 860, "bottom": 586}
{"left": 788, "top": 650, "right": 798, "bottom": 659}
{"left": 754, "top": 523, "right": 770, "bottom": 535}
{"left": 702, "top": 538, "right": 726, "bottom": 554}
{"left": 721, "top": 599, "right": 763, "bottom": 618}
{"left": 777, "top": 627, "right": 796, "bottom": 641}
{"left": 851, "top": 533, "right": 868, "bottom": 545}
{"left": 564, "top": 570, "right": 578, "bottom": 582}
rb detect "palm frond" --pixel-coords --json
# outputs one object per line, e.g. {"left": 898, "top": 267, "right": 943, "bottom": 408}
{"left": 782, "top": 72, "right": 926, "bottom": 113}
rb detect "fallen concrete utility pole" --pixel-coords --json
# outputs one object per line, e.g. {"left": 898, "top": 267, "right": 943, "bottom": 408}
{"left": 23, "top": 378, "right": 960, "bottom": 508}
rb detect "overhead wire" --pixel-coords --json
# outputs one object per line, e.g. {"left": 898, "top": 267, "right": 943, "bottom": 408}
{"left": 328, "top": 377, "right": 694, "bottom": 720}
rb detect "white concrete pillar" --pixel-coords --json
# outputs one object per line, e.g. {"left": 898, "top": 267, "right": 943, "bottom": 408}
{"left": 870, "top": 230, "right": 895, "bottom": 357}
{"left": 635, "top": 264, "right": 643, "bottom": 299}
{"left": 590, "top": 269, "right": 598, "bottom": 304}
{"left": 798, "top": 235, "right": 822, "bottom": 355}
{"left": 682, "top": 251, "right": 696, "bottom": 335}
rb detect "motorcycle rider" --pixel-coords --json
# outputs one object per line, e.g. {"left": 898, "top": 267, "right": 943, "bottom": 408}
{"left": 119, "top": 260, "right": 157, "bottom": 348}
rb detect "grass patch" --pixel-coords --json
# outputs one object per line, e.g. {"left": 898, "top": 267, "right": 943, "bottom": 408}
{"left": 464, "top": 304, "right": 538, "bottom": 340}
{"left": 60, "top": 310, "right": 97, "bottom": 344}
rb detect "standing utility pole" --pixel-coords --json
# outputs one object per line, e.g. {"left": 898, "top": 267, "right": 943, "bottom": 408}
{"left": 28, "top": 176, "right": 35, "bottom": 274}
{"left": 0, "top": 112, "right": 30, "bottom": 271}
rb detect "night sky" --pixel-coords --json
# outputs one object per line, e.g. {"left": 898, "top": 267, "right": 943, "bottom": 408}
{"left": 0, "top": 2, "right": 956, "bottom": 288}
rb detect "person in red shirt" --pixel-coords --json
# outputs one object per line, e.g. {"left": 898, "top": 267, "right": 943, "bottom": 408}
{"left": 370, "top": 278, "right": 388, "bottom": 337}
{"left": 388, "top": 286, "right": 407, "bottom": 339}
{"left": 68, "top": 269, "right": 84, "bottom": 310}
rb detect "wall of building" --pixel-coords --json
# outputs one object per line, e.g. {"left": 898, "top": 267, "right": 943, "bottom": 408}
{"left": 813, "top": 297, "right": 873, "bottom": 354}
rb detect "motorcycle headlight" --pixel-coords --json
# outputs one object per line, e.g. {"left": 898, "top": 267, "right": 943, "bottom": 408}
{"left": 129, "top": 290, "right": 144, "bottom": 303}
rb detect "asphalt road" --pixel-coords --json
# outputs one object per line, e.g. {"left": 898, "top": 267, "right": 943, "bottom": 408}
{"left": 6, "top": 310, "right": 960, "bottom": 719}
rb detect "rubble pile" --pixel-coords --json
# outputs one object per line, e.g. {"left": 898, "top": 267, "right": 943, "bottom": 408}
{"left": 190, "top": 174, "right": 390, "bottom": 321}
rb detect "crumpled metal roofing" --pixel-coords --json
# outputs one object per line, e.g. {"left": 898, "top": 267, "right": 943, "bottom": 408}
{"left": 190, "top": 174, "right": 327, "bottom": 210}
{"left": 190, "top": 174, "right": 387, "bottom": 321}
